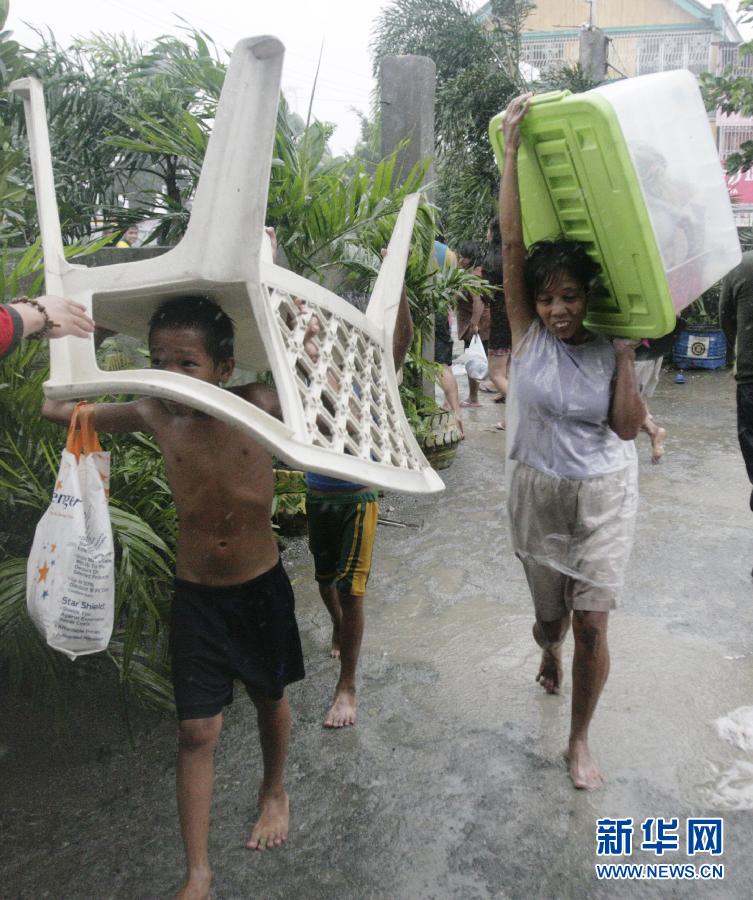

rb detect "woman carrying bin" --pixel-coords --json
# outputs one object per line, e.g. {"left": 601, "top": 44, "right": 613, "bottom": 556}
{"left": 498, "top": 94, "right": 645, "bottom": 790}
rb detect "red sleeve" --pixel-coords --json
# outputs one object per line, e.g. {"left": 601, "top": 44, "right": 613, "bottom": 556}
{"left": 1, "top": 304, "right": 24, "bottom": 360}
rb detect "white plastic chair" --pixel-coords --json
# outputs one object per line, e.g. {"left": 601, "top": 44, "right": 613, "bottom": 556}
{"left": 12, "top": 36, "right": 444, "bottom": 494}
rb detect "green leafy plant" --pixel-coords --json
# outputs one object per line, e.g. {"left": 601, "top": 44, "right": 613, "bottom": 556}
{"left": 272, "top": 468, "right": 307, "bottom": 522}
{"left": 0, "top": 247, "right": 174, "bottom": 709}
{"left": 371, "top": 0, "right": 533, "bottom": 244}
{"left": 699, "top": 0, "right": 753, "bottom": 174}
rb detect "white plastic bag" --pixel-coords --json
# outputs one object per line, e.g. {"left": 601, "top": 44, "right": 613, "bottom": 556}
{"left": 27, "top": 403, "right": 114, "bottom": 660}
{"left": 464, "top": 333, "right": 488, "bottom": 381}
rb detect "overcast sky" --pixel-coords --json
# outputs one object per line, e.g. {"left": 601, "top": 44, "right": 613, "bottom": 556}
{"left": 9, "top": 0, "right": 396, "bottom": 155}
{"left": 8, "top": 1, "right": 752, "bottom": 155}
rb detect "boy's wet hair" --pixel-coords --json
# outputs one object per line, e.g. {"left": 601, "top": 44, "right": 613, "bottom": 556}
{"left": 525, "top": 240, "right": 602, "bottom": 300}
{"left": 148, "top": 296, "right": 235, "bottom": 362}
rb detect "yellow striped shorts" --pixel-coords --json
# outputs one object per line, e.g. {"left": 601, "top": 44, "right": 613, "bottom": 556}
{"left": 305, "top": 490, "right": 379, "bottom": 597}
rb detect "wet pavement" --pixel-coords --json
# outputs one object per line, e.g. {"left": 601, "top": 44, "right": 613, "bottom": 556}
{"left": 2, "top": 365, "right": 753, "bottom": 898}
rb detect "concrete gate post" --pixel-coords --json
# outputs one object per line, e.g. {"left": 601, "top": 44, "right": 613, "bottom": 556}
{"left": 379, "top": 54, "right": 437, "bottom": 394}
{"left": 579, "top": 27, "right": 609, "bottom": 83}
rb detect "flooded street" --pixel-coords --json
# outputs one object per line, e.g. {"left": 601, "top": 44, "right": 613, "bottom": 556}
{"left": 3, "top": 367, "right": 753, "bottom": 898}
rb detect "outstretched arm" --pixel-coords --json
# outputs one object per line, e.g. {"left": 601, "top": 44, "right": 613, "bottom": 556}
{"left": 42, "top": 397, "right": 150, "bottom": 433}
{"left": 498, "top": 94, "right": 535, "bottom": 348}
{"left": 392, "top": 284, "right": 414, "bottom": 369}
{"left": 231, "top": 383, "right": 283, "bottom": 420}
{"left": 376, "top": 246, "right": 414, "bottom": 369}
{"left": 609, "top": 341, "right": 646, "bottom": 440}
{"left": 1, "top": 296, "right": 95, "bottom": 360}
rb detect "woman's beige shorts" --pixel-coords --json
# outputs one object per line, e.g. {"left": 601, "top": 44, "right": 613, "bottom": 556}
{"left": 508, "top": 461, "right": 638, "bottom": 619}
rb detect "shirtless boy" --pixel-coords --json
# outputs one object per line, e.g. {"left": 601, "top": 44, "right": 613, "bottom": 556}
{"left": 43, "top": 296, "right": 305, "bottom": 899}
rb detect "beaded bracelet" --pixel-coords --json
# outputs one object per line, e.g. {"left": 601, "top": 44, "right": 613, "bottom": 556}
{"left": 10, "top": 296, "right": 60, "bottom": 339}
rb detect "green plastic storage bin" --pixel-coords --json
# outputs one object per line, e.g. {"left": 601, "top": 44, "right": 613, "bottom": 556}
{"left": 489, "top": 71, "right": 740, "bottom": 339}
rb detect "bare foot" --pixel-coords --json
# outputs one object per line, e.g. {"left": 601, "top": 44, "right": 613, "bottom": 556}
{"left": 324, "top": 685, "right": 357, "bottom": 728}
{"left": 536, "top": 647, "right": 563, "bottom": 694}
{"left": 330, "top": 623, "right": 341, "bottom": 659}
{"left": 246, "top": 789, "right": 289, "bottom": 850}
{"left": 650, "top": 426, "right": 667, "bottom": 464}
{"left": 533, "top": 624, "right": 563, "bottom": 694}
{"left": 174, "top": 868, "right": 211, "bottom": 900}
{"left": 566, "top": 739, "right": 603, "bottom": 790}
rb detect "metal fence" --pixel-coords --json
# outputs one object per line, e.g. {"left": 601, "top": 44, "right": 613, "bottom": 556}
{"left": 521, "top": 29, "right": 722, "bottom": 78}
{"left": 718, "top": 42, "right": 753, "bottom": 77}
{"left": 718, "top": 125, "right": 753, "bottom": 158}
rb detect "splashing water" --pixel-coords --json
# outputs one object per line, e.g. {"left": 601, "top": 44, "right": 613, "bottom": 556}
{"left": 714, "top": 706, "right": 753, "bottom": 753}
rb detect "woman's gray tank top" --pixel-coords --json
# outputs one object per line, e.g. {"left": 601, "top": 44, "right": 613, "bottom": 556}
{"left": 509, "top": 320, "right": 635, "bottom": 480}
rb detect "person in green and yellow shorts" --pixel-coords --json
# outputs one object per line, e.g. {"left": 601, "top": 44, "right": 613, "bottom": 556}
{"left": 305, "top": 266, "right": 413, "bottom": 729}
{"left": 305, "top": 476, "right": 380, "bottom": 728}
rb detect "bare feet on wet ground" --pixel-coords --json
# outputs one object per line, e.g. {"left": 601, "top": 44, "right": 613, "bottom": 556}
{"left": 650, "top": 425, "right": 667, "bottom": 464}
{"left": 246, "top": 788, "right": 289, "bottom": 850}
{"left": 330, "top": 622, "right": 341, "bottom": 659}
{"left": 174, "top": 868, "right": 211, "bottom": 900}
{"left": 324, "top": 684, "right": 357, "bottom": 728}
{"left": 566, "top": 738, "right": 603, "bottom": 791}
{"left": 532, "top": 623, "right": 563, "bottom": 694}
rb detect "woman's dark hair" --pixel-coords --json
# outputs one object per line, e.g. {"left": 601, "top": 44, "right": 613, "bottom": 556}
{"left": 148, "top": 295, "right": 235, "bottom": 362}
{"left": 482, "top": 247, "right": 503, "bottom": 286}
{"left": 481, "top": 216, "right": 503, "bottom": 285}
{"left": 524, "top": 240, "right": 602, "bottom": 300}
{"left": 457, "top": 240, "right": 482, "bottom": 267}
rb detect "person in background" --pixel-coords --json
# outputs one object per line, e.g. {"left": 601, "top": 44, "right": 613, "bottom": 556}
{"left": 0, "top": 295, "right": 94, "bottom": 360}
{"left": 720, "top": 251, "right": 753, "bottom": 535}
{"left": 433, "top": 238, "right": 464, "bottom": 435}
{"left": 634, "top": 356, "right": 667, "bottom": 464}
{"left": 305, "top": 261, "right": 414, "bottom": 729}
{"left": 456, "top": 240, "right": 490, "bottom": 408}
{"left": 482, "top": 219, "right": 512, "bottom": 424}
{"left": 116, "top": 225, "right": 139, "bottom": 248}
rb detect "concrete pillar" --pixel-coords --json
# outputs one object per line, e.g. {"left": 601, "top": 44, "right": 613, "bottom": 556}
{"left": 380, "top": 55, "right": 437, "bottom": 393}
{"left": 380, "top": 55, "right": 436, "bottom": 197}
{"left": 579, "top": 27, "right": 609, "bottom": 83}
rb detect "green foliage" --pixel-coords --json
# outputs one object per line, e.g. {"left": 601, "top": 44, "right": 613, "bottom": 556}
{"left": 6, "top": 26, "right": 225, "bottom": 243}
{"left": 0, "top": 250, "right": 174, "bottom": 709}
{"left": 539, "top": 62, "right": 602, "bottom": 95}
{"left": 268, "top": 98, "right": 433, "bottom": 278}
{"left": 372, "top": 0, "right": 533, "bottom": 244}
{"left": 272, "top": 468, "right": 307, "bottom": 522}
{"left": 700, "top": 0, "right": 753, "bottom": 173}
{"left": 0, "top": 22, "right": 28, "bottom": 240}
{"left": 0, "top": 24, "right": 483, "bottom": 709}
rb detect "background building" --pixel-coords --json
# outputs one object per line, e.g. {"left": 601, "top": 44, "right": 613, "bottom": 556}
{"left": 515, "top": 0, "right": 742, "bottom": 78}
{"left": 481, "top": 0, "right": 753, "bottom": 223}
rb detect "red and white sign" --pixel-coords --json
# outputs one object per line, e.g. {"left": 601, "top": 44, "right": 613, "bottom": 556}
{"left": 725, "top": 165, "right": 753, "bottom": 204}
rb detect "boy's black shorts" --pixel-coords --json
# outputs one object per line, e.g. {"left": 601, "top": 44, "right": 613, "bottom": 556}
{"left": 169, "top": 559, "right": 305, "bottom": 721}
